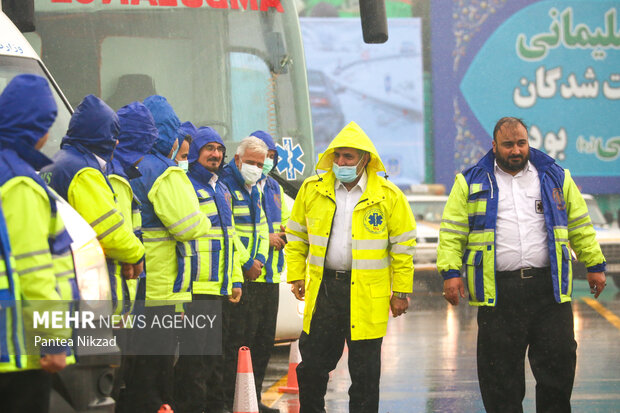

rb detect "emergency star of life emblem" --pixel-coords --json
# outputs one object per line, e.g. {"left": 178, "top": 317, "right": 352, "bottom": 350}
{"left": 364, "top": 208, "right": 386, "bottom": 233}
{"left": 276, "top": 137, "right": 305, "bottom": 180}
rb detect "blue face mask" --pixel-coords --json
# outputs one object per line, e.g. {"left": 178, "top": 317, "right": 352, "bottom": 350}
{"left": 262, "top": 158, "right": 274, "bottom": 175}
{"left": 170, "top": 140, "right": 180, "bottom": 160}
{"left": 332, "top": 157, "right": 363, "bottom": 183}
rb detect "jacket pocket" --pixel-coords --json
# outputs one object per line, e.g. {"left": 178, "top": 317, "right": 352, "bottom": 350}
{"left": 174, "top": 241, "right": 196, "bottom": 293}
{"left": 560, "top": 244, "right": 571, "bottom": 295}
{"left": 197, "top": 239, "right": 222, "bottom": 283}
{"left": 465, "top": 249, "right": 484, "bottom": 302}
{"left": 369, "top": 279, "right": 391, "bottom": 324}
{"left": 467, "top": 185, "right": 489, "bottom": 229}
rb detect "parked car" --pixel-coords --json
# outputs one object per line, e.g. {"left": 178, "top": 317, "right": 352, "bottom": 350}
{"left": 407, "top": 193, "right": 448, "bottom": 272}
{"left": 571, "top": 195, "right": 620, "bottom": 287}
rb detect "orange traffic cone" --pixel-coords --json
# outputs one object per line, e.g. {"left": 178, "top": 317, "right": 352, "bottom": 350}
{"left": 158, "top": 404, "right": 173, "bottom": 412}
{"left": 233, "top": 346, "right": 259, "bottom": 413}
{"left": 278, "top": 339, "right": 301, "bottom": 394}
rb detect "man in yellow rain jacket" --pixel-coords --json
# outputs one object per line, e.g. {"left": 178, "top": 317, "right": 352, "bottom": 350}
{"left": 285, "top": 121, "right": 417, "bottom": 413}
{"left": 0, "top": 74, "right": 72, "bottom": 412}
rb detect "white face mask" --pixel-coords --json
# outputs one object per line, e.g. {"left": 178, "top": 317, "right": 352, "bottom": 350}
{"left": 240, "top": 162, "right": 262, "bottom": 185}
{"left": 177, "top": 160, "right": 188, "bottom": 173}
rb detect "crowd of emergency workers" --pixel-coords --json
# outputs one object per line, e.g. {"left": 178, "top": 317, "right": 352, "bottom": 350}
{"left": 0, "top": 72, "right": 608, "bottom": 413}
{"left": 0, "top": 74, "right": 290, "bottom": 413}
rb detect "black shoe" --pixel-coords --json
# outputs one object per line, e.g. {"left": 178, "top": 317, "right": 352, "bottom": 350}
{"left": 258, "top": 401, "right": 280, "bottom": 413}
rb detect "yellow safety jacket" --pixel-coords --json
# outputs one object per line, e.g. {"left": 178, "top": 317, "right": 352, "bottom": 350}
{"left": 132, "top": 155, "right": 212, "bottom": 305}
{"left": 0, "top": 177, "right": 73, "bottom": 370}
{"left": 183, "top": 165, "right": 243, "bottom": 296}
{"left": 285, "top": 122, "right": 416, "bottom": 340}
{"left": 108, "top": 172, "right": 142, "bottom": 315}
{"left": 437, "top": 149, "right": 606, "bottom": 306}
{"left": 0, "top": 198, "right": 26, "bottom": 373}
{"left": 221, "top": 160, "right": 270, "bottom": 279}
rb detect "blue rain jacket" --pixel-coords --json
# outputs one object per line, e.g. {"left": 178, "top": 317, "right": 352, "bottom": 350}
{"left": 61, "top": 94, "right": 119, "bottom": 162}
{"left": 179, "top": 121, "right": 198, "bottom": 148}
{"left": 112, "top": 101, "right": 158, "bottom": 176}
{"left": 143, "top": 95, "right": 180, "bottom": 157}
{"left": 0, "top": 74, "right": 57, "bottom": 170}
{"left": 40, "top": 95, "right": 144, "bottom": 266}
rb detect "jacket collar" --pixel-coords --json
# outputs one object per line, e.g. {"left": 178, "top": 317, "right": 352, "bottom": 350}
{"left": 316, "top": 168, "right": 385, "bottom": 205}
{"left": 476, "top": 147, "right": 556, "bottom": 176}
{"left": 188, "top": 162, "right": 216, "bottom": 186}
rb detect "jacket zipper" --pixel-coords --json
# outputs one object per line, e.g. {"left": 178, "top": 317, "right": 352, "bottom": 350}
{"left": 486, "top": 173, "right": 494, "bottom": 199}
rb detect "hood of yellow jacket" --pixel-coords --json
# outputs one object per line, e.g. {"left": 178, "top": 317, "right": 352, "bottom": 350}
{"left": 315, "top": 121, "right": 385, "bottom": 174}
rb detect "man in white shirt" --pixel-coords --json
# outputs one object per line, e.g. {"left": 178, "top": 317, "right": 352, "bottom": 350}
{"left": 437, "top": 117, "right": 607, "bottom": 413}
{"left": 286, "top": 122, "right": 416, "bottom": 413}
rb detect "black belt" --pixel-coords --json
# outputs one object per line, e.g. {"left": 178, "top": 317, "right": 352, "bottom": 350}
{"left": 496, "top": 267, "right": 550, "bottom": 279}
{"left": 323, "top": 269, "right": 351, "bottom": 281}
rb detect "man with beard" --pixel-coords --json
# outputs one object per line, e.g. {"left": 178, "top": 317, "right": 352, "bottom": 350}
{"left": 437, "top": 117, "right": 607, "bottom": 413}
{"left": 174, "top": 126, "right": 242, "bottom": 413}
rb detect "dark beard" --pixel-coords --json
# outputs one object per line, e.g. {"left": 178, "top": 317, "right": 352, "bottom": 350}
{"left": 496, "top": 150, "right": 529, "bottom": 172}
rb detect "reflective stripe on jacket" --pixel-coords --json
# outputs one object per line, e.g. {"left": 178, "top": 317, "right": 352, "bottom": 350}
{"left": 221, "top": 160, "right": 269, "bottom": 275}
{"left": 285, "top": 121, "right": 416, "bottom": 341}
{"left": 184, "top": 164, "right": 242, "bottom": 296}
{"left": 0, "top": 154, "right": 74, "bottom": 369}
{"left": 437, "top": 148, "right": 606, "bottom": 306}
{"left": 259, "top": 178, "right": 290, "bottom": 283}
{"left": 41, "top": 145, "right": 144, "bottom": 265}
{"left": 0, "top": 198, "right": 26, "bottom": 372}
{"left": 108, "top": 168, "right": 141, "bottom": 316}
{"left": 131, "top": 152, "right": 211, "bottom": 304}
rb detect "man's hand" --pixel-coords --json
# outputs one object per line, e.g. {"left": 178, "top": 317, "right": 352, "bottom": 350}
{"left": 229, "top": 287, "right": 242, "bottom": 303}
{"left": 390, "top": 295, "right": 408, "bottom": 317}
{"left": 131, "top": 260, "right": 144, "bottom": 279}
{"left": 587, "top": 272, "right": 606, "bottom": 299}
{"left": 39, "top": 353, "right": 67, "bottom": 373}
{"left": 291, "top": 280, "right": 305, "bottom": 301}
{"left": 243, "top": 259, "right": 263, "bottom": 281}
{"left": 121, "top": 263, "right": 134, "bottom": 280}
{"left": 443, "top": 277, "right": 466, "bottom": 305}
{"left": 269, "top": 233, "right": 286, "bottom": 251}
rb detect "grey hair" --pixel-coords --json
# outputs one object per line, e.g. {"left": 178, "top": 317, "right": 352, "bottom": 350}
{"left": 236, "top": 136, "right": 268, "bottom": 157}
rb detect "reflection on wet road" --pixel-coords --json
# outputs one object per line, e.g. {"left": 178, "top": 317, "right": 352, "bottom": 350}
{"left": 265, "top": 279, "right": 620, "bottom": 412}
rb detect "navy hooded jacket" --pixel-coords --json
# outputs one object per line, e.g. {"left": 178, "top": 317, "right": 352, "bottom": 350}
{"left": 109, "top": 101, "right": 158, "bottom": 180}
{"left": 0, "top": 74, "right": 71, "bottom": 255}
{"left": 41, "top": 95, "right": 119, "bottom": 200}
{"left": 40, "top": 95, "right": 145, "bottom": 267}
{"left": 143, "top": 95, "right": 180, "bottom": 157}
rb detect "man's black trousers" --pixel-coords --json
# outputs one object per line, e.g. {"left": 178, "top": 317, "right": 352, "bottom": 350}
{"left": 297, "top": 274, "right": 383, "bottom": 413}
{"left": 477, "top": 268, "right": 577, "bottom": 413}
{"left": 174, "top": 294, "right": 227, "bottom": 413}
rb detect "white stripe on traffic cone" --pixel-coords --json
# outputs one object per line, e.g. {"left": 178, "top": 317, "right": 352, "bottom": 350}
{"left": 233, "top": 346, "right": 259, "bottom": 413}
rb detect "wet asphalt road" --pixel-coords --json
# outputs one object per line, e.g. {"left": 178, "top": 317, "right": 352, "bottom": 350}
{"left": 263, "top": 276, "right": 620, "bottom": 413}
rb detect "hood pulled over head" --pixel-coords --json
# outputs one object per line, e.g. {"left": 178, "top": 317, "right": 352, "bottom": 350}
{"left": 61, "top": 94, "right": 119, "bottom": 162}
{"left": 315, "top": 121, "right": 385, "bottom": 174}
{"left": 115, "top": 101, "right": 158, "bottom": 169}
{"left": 0, "top": 74, "right": 57, "bottom": 169}
{"left": 143, "top": 95, "right": 181, "bottom": 157}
